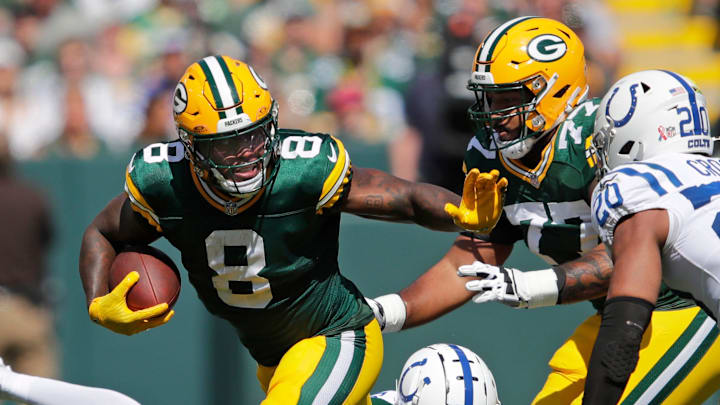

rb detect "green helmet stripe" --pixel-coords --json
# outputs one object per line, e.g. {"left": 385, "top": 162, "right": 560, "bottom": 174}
{"left": 215, "top": 56, "right": 242, "bottom": 109}
{"left": 478, "top": 16, "right": 534, "bottom": 72}
{"left": 198, "top": 58, "right": 227, "bottom": 120}
{"left": 198, "top": 58, "right": 223, "bottom": 108}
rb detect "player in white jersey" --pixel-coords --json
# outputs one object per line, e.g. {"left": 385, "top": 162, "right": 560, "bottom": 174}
{"left": 583, "top": 69, "right": 717, "bottom": 404}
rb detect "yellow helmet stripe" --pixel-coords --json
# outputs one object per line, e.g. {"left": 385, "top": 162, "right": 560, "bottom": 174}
{"left": 477, "top": 16, "right": 534, "bottom": 72}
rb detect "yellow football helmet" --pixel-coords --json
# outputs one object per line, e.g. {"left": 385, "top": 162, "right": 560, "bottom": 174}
{"left": 173, "top": 55, "right": 279, "bottom": 197}
{"left": 467, "top": 16, "right": 588, "bottom": 159}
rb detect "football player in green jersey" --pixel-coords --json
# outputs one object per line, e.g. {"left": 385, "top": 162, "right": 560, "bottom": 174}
{"left": 77, "top": 55, "right": 501, "bottom": 405}
{"left": 369, "top": 17, "right": 720, "bottom": 404}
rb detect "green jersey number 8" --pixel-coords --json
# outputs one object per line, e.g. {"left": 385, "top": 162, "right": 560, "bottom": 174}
{"left": 205, "top": 229, "right": 272, "bottom": 309}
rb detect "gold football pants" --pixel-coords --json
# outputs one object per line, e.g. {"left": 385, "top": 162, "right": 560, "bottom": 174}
{"left": 257, "top": 319, "right": 383, "bottom": 405}
{"left": 533, "top": 306, "right": 720, "bottom": 405}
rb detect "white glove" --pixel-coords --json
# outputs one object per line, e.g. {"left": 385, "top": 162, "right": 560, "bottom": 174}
{"left": 458, "top": 262, "right": 559, "bottom": 309}
{"left": 365, "top": 294, "right": 406, "bottom": 333}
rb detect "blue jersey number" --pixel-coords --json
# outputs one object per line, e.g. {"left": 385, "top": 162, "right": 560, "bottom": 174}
{"left": 599, "top": 165, "right": 720, "bottom": 240}
{"left": 680, "top": 181, "right": 720, "bottom": 240}
{"left": 593, "top": 183, "right": 623, "bottom": 227}
{"left": 676, "top": 106, "right": 710, "bottom": 136}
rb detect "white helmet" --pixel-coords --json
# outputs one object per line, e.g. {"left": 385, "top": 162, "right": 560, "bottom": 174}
{"left": 394, "top": 343, "right": 500, "bottom": 405}
{"left": 592, "top": 69, "right": 713, "bottom": 177}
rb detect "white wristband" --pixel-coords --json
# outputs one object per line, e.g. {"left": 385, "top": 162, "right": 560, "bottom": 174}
{"left": 373, "top": 293, "right": 407, "bottom": 333}
{"left": 524, "top": 268, "right": 559, "bottom": 308}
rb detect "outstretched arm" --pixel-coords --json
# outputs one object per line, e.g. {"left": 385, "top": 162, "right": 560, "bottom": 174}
{"left": 367, "top": 233, "right": 513, "bottom": 332}
{"left": 401, "top": 235, "right": 513, "bottom": 328}
{"left": 343, "top": 167, "right": 507, "bottom": 233}
{"left": 583, "top": 210, "right": 666, "bottom": 405}
{"left": 341, "top": 167, "right": 461, "bottom": 231}
{"left": 459, "top": 243, "right": 614, "bottom": 309}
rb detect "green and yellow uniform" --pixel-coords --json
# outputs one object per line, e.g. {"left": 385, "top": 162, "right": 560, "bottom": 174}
{"left": 125, "top": 131, "right": 382, "bottom": 405}
{"left": 464, "top": 99, "right": 720, "bottom": 404}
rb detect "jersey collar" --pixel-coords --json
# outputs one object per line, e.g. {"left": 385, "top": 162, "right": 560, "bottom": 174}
{"left": 189, "top": 160, "right": 263, "bottom": 216}
{"left": 498, "top": 133, "right": 557, "bottom": 188}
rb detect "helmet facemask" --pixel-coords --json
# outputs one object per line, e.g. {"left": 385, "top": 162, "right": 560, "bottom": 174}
{"left": 589, "top": 120, "right": 615, "bottom": 179}
{"left": 468, "top": 73, "right": 556, "bottom": 160}
{"left": 180, "top": 106, "right": 279, "bottom": 198}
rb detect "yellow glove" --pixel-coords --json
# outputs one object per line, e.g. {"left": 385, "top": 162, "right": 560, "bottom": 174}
{"left": 445, "top": 169, "right": 508, "bottom": 233}
{"left": 88, "top": 271, "right": 174, "bottom": 336}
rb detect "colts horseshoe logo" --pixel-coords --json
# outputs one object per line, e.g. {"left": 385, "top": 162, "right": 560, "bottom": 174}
{"left": 605, "top": 83, "right": 639, "bottom": 128}
{"left": 398, "top": 357, "right": 430, "bottom": 402}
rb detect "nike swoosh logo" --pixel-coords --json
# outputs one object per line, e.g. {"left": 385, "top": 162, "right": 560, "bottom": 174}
{"left": 327, "top": 144, "right": 337, "bottom": 162}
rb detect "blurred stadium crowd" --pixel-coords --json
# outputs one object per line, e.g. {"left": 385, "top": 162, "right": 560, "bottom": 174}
{"left": 0, "top": 0, "right": 629, "bottom": 188}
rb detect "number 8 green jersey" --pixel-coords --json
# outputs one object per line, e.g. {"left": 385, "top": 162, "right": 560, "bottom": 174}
{"left": 124, "top": 130, "right": 373, "bottom": 366}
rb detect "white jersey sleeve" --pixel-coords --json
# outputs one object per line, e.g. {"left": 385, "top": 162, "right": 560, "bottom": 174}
{"left": 590, "top": 152, "right": 720, "bottom": 247}
{"left": 591, "top": 152, "right": 720, "bottom": 322}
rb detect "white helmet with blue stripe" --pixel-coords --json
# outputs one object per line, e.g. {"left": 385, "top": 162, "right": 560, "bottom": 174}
{"left": 394, "top": 343, "right": 500, "bottom": 405}
{"left": 592, "top": 69, "right": 713, "bottom": 177}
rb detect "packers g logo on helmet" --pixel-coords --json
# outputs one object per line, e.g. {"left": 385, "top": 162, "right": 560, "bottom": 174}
{"left": 527, "top": 34, "right": 567, "bottom": 62}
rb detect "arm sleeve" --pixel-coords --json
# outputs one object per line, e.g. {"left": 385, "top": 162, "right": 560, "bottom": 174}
{"left": 583, "top": 296, "right": 653, "bottom": 405}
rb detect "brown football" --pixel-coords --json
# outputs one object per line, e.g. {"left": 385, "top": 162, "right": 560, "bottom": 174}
{"left": 109, "top": 245, "right": 181, "bottom": 311}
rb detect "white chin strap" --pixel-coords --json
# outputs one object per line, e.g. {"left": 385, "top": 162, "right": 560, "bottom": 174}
{"left": 496, "top": 131, "right": 538, "bottom": 160}
{"left": 210, "top": 168, "right": 264, "bottom": 198}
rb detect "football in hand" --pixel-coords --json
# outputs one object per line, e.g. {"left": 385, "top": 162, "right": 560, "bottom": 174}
{"left": 109, "top": 245, "right": 181, "bottom": 311}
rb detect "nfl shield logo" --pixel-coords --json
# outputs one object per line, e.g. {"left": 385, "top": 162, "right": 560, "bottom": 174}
{"left": 224, "top": 201, "right": 239, "bottom": 216}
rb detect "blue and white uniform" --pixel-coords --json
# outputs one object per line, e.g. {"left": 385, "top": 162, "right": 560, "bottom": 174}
{"left": 592, "top": 152, "right": 720, "bottom": 324}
